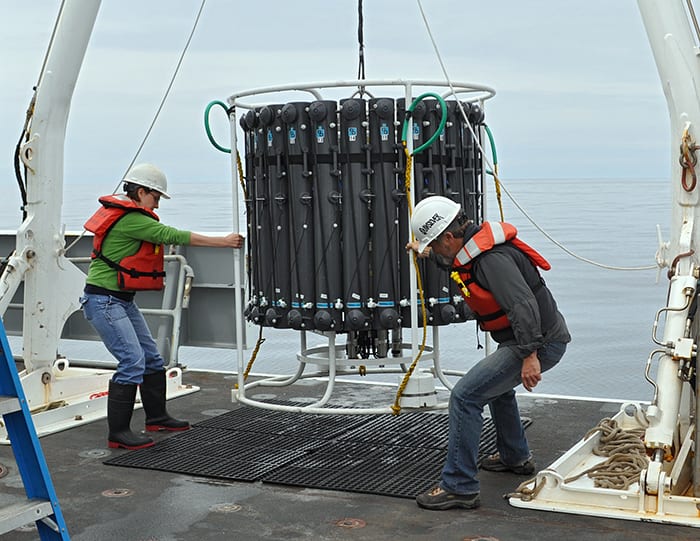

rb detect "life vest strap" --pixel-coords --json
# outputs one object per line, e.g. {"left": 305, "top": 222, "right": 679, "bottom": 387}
{"left": 93, "top": 250, "right": 166, "bottom": 279}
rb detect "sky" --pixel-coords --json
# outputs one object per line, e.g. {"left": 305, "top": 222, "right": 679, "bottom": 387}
{"left": 0, "top": 0, "right": 670, "bottom": 193}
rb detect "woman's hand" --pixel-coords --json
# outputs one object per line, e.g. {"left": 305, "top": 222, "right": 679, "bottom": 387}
{"left": 189, "top": 232, "right": 245, "bottom": 248}
{"left": 225, "top": 233, "right": 244, "bottom": 248}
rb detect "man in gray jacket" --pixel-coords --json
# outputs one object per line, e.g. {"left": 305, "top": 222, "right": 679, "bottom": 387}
{"left": 407, "top": 196, "right": 571, "bottom": 511}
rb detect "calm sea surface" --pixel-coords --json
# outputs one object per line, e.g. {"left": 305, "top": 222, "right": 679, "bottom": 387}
{"left": 0, "top": 177, "right": 671, "bottom": 401}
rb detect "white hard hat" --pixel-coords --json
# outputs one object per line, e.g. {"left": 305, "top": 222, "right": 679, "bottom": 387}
{"left": 123, "top": 163, "right": 171, "bottom": 199}
{"left": 410, "top": 196, "right": 461, "bottom": 252}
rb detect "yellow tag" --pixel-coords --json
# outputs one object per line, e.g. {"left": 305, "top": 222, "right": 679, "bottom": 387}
{"left": 450, "top": 271, "right": 470, "bottom": 298}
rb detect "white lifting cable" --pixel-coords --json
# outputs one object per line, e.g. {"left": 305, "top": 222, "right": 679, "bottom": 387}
{"left": 66, "top": 0, "right": 208, "bottom": 255}
{"left": 120, "top": 0, "right": 208, "bottom": 183}
{"left": 415, "top": 0, "right": 657, "bottom": 272}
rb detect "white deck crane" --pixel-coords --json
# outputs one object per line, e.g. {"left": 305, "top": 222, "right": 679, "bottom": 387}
{"left": 0, "top": 1, "right": 112, "bottom": 438}
{"left": 0, "top": 0, "right": 193, "bottom": 440}
{"left": 512, "top": 0, "right": 700, "bottom": 526}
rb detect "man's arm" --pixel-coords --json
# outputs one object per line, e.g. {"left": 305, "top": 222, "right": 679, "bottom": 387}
{"left": 474, "top": 250, "right": 544, "bottom": 390}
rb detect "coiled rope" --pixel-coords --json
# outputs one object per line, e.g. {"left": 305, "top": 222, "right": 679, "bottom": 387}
{"left": 564, "top": 418, "right": 648, "bottom": 490}
{"left": 508, "top": 417, "right": 649, "bottom": 501}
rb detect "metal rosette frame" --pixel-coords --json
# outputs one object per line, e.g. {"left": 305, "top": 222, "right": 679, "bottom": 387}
{"left": 228, "top": 80, "right": 495, "bottom": 414}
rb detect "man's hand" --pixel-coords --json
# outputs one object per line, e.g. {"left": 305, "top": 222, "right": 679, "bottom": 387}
{"left": 521, "top": 352, "right": 542, "bottom": 392}
{"left": 405, "top": 241, "right": 431, "bottom": 258}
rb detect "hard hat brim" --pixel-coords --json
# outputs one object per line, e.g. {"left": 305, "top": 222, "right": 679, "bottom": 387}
{"left": 122, "top": 180, "right": 171, "bottom": 199}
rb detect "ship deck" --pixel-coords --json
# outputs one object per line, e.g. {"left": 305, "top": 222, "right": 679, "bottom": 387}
{"left": 0, "top": 369, "right": 695, "bottom": 541}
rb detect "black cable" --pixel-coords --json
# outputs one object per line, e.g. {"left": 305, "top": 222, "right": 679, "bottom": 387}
{"left": 3, "top": 94, "right": 36, "bottom": 275}
{"left": 357, "top": 0, "right": 365, "bottom": 80}
{"left": 13, "top": 94, "right": 35, "bottom": 222}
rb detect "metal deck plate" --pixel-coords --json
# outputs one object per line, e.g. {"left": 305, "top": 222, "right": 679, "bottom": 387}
{"left": 104, "top": 405, "right": 530, "bottom": 498}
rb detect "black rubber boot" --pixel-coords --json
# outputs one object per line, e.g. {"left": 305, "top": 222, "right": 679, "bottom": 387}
{"left": 107, "top": 380, "right": 154, "bottom": 450}
{"left": 140, "top": 371, "right": 190, "bottom": 432}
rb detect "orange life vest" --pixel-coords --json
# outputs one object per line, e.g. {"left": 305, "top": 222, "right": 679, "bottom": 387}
{"left": 84, "top": 195, "right": 165, "bottom": 291}
{"left": 452, "top": 222, "right": 550, "bottom": 331}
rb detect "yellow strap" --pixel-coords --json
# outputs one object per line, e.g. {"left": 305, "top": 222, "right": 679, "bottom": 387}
{"left": 391, "top": 143, "right": 428, "bottom": 416}
{"left": 391, "top": 249, "right": 428, "bottom": 415}
{"left": 492, "top": 165, "right": 505, "bottom": 222}
{"left": 234, "top": 325, "right": 265, "bottom": 389}
{"left": 236, "top": 150, "right": 247, "bottom": 199}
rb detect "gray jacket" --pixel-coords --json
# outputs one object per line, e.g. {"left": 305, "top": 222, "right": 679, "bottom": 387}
{"left": 468, "top": 242, "right": 571, "bottom": 358}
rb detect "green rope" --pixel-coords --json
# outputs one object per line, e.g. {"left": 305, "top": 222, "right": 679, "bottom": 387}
{"left": 204, "top": 100, "right": 231, "bottom": 153}
{"left": 400, "top": 92, "right": 448, "bottom": 155}
{"left": 484, "top": 124, "right": 498, "bottom": 170}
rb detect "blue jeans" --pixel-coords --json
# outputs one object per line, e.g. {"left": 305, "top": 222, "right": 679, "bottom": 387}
{"left": 80, "top": 293, "right": 164, "bottom": 385}
{"left": 440, "top": 341, "right": 567, "bottom": 495}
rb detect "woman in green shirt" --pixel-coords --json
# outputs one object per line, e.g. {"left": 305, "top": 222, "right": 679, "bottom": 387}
{"left": 81, "top": 163, "right": 244, "bottom": 450}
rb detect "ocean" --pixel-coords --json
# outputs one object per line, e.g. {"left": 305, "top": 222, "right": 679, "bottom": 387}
{"left": 0, "top": 176, "right": 671, "bottom": 402}
{"left": 490, "top": 177, "right": 668, "bottom": 401}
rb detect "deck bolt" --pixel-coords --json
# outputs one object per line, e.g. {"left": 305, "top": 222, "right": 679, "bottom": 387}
{"left": 335, "top": 518, "right": 366, "bottom": 529}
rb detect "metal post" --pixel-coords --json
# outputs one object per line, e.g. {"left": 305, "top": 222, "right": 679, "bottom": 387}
{"left": 17, "top": 1, "right": 102, "bottom": 372}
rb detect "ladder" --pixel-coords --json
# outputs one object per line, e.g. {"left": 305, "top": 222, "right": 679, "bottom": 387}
{"left": 0, "top": 320, "right": 70, "bottom": 540}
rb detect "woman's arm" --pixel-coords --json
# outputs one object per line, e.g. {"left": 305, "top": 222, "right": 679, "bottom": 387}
{"left": 189, "top": 232, "right": 244, "bottom": 248}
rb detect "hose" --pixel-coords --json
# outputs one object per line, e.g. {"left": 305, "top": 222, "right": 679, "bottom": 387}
{"left": 484, "top": 124, "right": 505, "bottom": 222}
{"left": 204, "top": 100, "right": 232, "bottom": 153}
{"left": 400, "top": 92, "right": 447, "bottom": 155}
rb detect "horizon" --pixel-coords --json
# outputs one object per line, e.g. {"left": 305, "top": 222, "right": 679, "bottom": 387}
{"left": 1, "top": 1, "right": 672, "bottom": 194}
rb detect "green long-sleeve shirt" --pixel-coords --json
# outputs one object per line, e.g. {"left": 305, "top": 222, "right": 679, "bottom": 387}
{"left": 86, "top": 211, "right": 191, "bottom": 292}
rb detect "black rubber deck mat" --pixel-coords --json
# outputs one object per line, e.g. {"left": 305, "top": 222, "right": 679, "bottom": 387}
{"left": 104, "top": 404, "right": 531, "bottom": 499}
{"left": 264, "top": 440, "right": 446, "bottom": 498}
